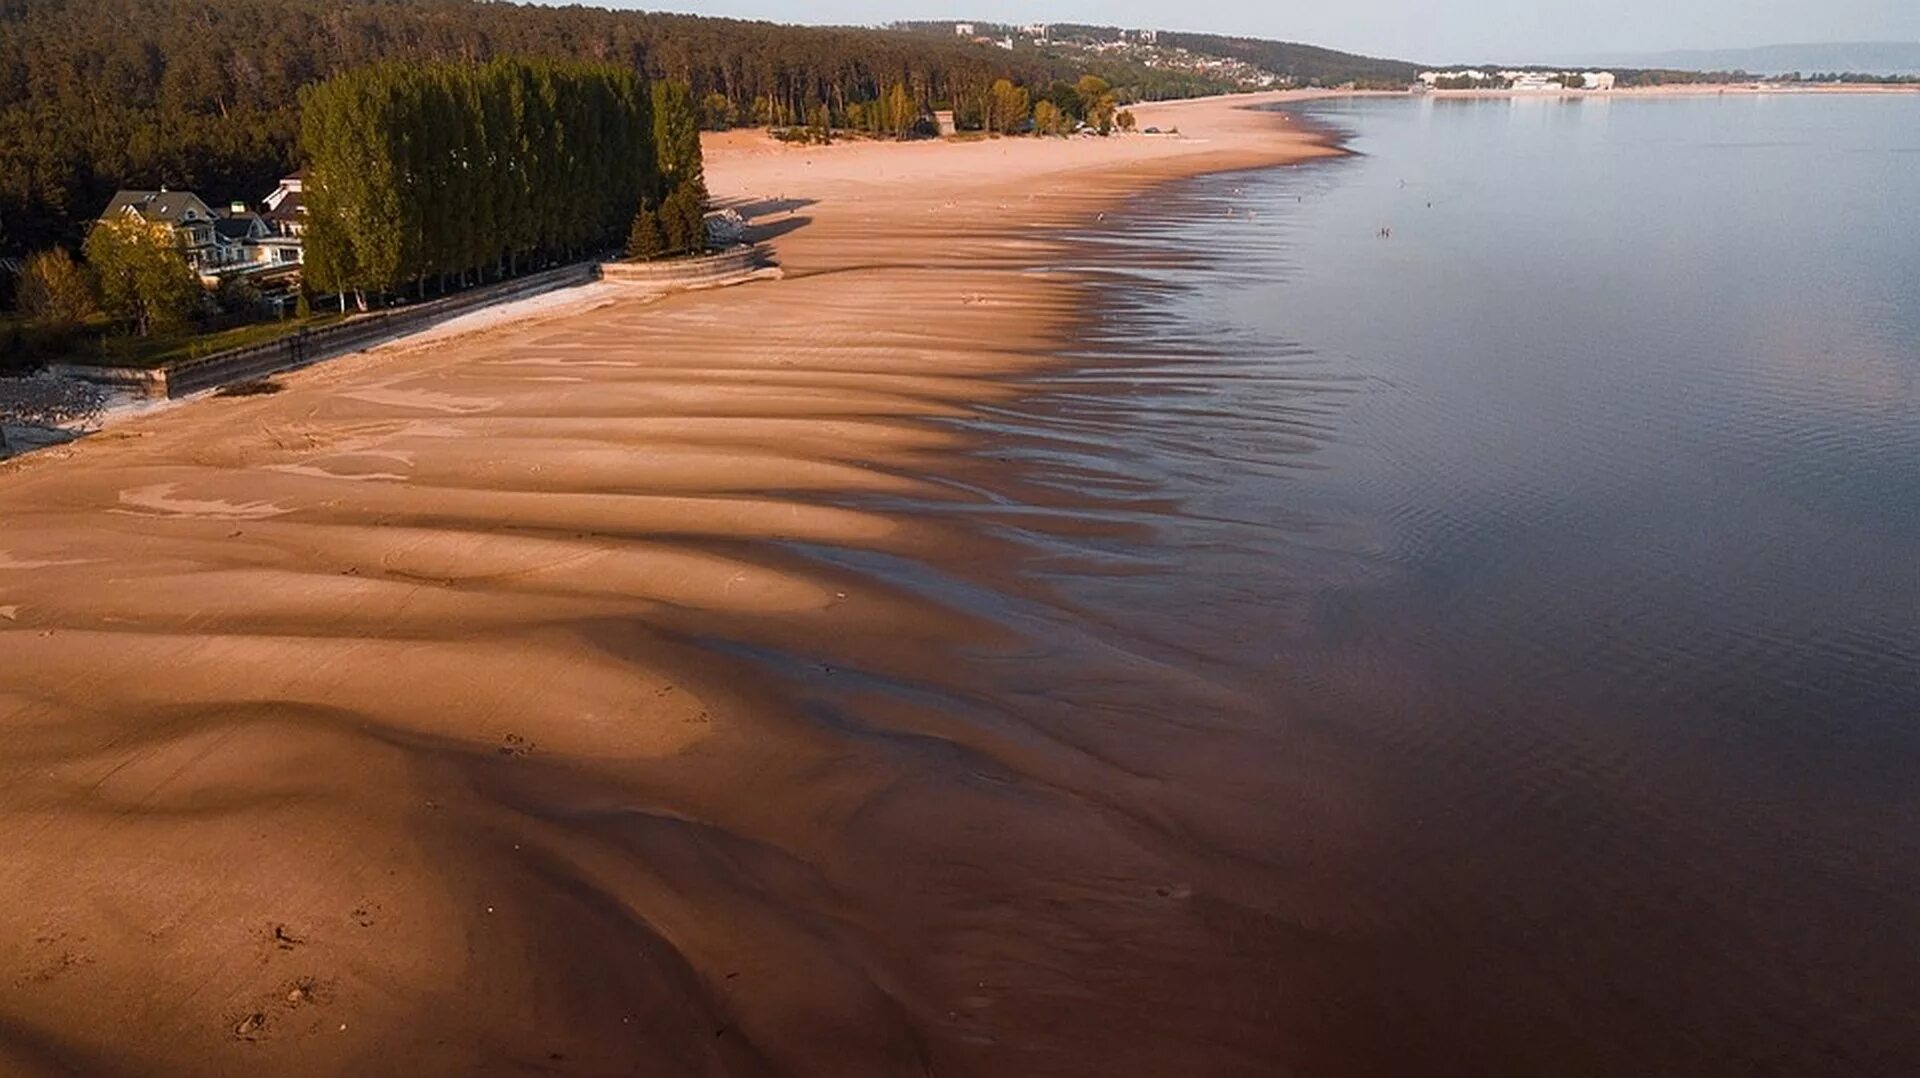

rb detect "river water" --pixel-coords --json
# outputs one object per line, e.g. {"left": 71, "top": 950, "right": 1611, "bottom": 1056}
{"left": 907, "top": 93, "right": 1920, "bottom": 1073}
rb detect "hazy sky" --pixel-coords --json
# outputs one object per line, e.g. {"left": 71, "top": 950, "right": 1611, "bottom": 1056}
{"left": 559, "top": 1, "right": 1920, "bottom": 64}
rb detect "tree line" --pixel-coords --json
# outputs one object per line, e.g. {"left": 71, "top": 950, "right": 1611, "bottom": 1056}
{"left": 0, "top": 0, "right": 1076, "bottom": 253}
{"left": 300, "top": 58, "right": 704, "bottom": 305}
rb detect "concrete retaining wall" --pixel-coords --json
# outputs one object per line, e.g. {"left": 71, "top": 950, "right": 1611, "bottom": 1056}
{"left": 600, "top": 244, "right": 773, "bottom": 289}
{"left": 54, "top": 261, "right": 600, "bottom": 400}
{"left": 44, "top": 363, "right": 171, "bottom": 397}
{"left": 164, "top": 261, "right": 601, "bottom": 398}
{"left": 51, "top": 247, "right": 770, "bottom": 402}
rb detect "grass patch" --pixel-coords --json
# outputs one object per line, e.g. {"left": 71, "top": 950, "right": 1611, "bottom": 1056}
{"left": 76, "top": 314, "right": 346, "bottom": 370}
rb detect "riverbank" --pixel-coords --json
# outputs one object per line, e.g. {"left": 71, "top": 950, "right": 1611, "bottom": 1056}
{"left": 0, "top": 91, "right": 1344, "bottom": 1075}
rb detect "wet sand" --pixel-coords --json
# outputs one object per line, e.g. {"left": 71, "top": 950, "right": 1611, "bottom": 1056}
{"left": 0, "top": 93, "right": 1344, "bottom": 1075}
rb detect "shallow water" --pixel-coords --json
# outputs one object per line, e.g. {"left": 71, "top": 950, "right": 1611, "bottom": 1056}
{"left": 812, "top": 94, "right": 1920, "bottom": 1073}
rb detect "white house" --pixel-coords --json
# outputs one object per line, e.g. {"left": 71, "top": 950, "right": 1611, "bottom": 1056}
{"left": 259, "top": 172, "right": 306, "bottom": 269}
{"left": 99, "top": 189, "right": 228, "bottom": 276}
{"left": 1419, "top": 69, "right": 1490, "bottom": 86}
{"left": 953, "top": 22, "right": 974, "bottom": 36}
{"left": 97, "top": 173, "right": 305, "bottom": 283}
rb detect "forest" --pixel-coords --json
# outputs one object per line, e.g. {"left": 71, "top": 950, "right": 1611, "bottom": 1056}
{"left": 0, "top": 0, "right": 1071, "bottom": 253}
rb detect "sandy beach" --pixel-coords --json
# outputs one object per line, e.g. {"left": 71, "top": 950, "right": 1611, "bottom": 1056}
{"left": 0, "top": 92, "right": 1343, "bottom": 1075}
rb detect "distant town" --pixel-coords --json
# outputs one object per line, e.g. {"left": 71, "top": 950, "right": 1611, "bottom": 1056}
{"left": 1417, "top": 69, "right": 1618, "bottom": 91}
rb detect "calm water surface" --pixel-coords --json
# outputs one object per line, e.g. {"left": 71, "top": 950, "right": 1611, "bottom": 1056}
{"left": 983, "top": 94, "right": 1918, "bottom": 1072}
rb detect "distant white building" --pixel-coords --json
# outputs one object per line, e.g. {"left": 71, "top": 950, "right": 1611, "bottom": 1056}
{"left": 953, "top": 22, "right": 974, "bottom": 36}
{"left": 1422, "top": 68, "right": 1614, "bottom": 91}
{"left": 1020, "top": 22, "right": 1049, "bottom": 41}
{"left": 1418, "top": 69, "right": 1490, "bottom": 86}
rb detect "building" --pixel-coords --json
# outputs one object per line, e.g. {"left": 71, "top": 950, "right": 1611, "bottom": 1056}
{"left": 1418, "top": 69, "right": 1490, "bottom": 86}
{"left": 1420, "top": 69, "right": 1616, "bottom": 91}
{"left": 258, "top": 172, "right": 307, "bottom": 269}
{"left": 97, "top": 174, "right": 305, "bottom": 283}
{"left": 953, "top": 22, "right": 974, "bottom": 36}
{"left": 99, "top": 188, "right": 229, "bottom": 276}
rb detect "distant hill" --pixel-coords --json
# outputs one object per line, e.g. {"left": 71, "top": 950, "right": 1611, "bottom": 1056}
{"left": 898, "top": 21, "right": 1422, "bottom": 86}
{"left": 1543, "top": 42, "right": 1920, "bottom": 76}
{"left": 1152, "top": 30, "right": 1421, "bottom": 85}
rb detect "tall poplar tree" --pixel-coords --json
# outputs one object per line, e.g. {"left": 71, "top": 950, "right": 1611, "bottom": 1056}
{"left": 300, "top": 59, "right": 657, "bottom": 298}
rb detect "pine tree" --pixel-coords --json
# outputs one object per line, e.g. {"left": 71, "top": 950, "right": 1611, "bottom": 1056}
{"left": 625, "top": 202, "right": 664, "bottom": 260}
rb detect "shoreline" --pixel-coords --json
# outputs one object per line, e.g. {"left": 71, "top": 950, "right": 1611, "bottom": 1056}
{"left": 1, "top": 90, "right": 1340, "bottom": 468}
{"left": 0, "top": 92, "right": 1350, "bottom": 1074}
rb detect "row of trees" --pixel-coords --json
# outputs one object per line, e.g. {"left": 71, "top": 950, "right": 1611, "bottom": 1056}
{"left": 959, "top": 75, "right": 1127, "bottom": 136}
{"left": 780, "top": 73, "right": 1135, "bottom": 143}
{"left": 300, "top": 59, "right": 705, "bottom": 304}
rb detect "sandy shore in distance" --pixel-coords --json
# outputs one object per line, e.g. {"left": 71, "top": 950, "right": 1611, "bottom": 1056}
{"left": 0, "top": 92, "right": 1341, "bottom": 1075}
{"left": 1424, "top": 81, "right": 1920, "bottom": 99}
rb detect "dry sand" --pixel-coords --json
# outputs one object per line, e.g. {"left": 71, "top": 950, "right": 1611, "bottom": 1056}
{"left": 0, "top": 92, "right": 1342, "bottom": 1075}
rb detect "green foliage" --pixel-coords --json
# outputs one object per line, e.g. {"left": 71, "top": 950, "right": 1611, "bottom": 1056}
{"left": 1042, "top": 81, "right": 1085, "bottom": 121}
{"left": 652, "top": 81, "right": 705, "bottom": 199}
{"left": 625, "top": 203, "right": 666, "bottom": 260}
{"left": 294, "top": 288, "right": 311, "bottom": 320}
{"left": 805, "top": 102, "right": 833, "bottom": 142}
{"left": 82, "top": 216, "right": 201, "bottom": 337}
{"left": 699, "top": 92, "right": 737, "bottom": 131}
{"left": 1077, "top": 75, "right": 1117, "bottom": 135}
{"left": 16, "top": 248, "right": 94, "bottom": 331}
{"left": 659, "top": 184, "right": 708, "bottom": 258}
{"left": 301, "top": 59, "right": 654, "bottom": 298}
{"left": 984, "top": 79, "right": 1031, "bottom": 135}
{"left": 881, "top": 83, "right": 920, "bottom": 138}
{"left": 646, "top": 79, "right": 709, "bottom": 258}
{"left": 1115, "top": 108, "right": 1137, "bottom": 133}
{"left": 1032, "top": 100, "right": 1067, "bottom": 137}
{"left": 215, "top": 274, "right": 269, "bottom": 317}
{"left": 0, "top": 0, "right": 1068, "bottom": 254}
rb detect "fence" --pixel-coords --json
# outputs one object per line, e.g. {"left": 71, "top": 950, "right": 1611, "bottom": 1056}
{"left": 160, "top": 261, "right": 602, "bottom": 398}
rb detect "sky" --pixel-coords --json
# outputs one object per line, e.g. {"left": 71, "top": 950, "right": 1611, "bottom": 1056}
{"left": 550, "top": 0, "right": 1920, "bottom": 65}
